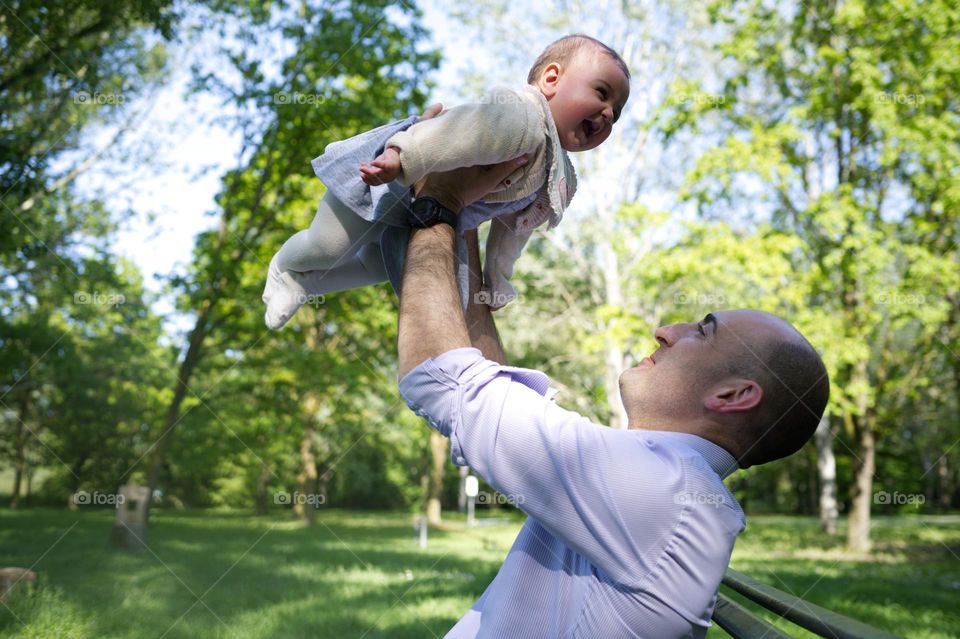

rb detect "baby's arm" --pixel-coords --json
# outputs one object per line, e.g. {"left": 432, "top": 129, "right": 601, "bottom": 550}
{"left": 380, "top": 88, "right": 542, "bottom": 188}
{"left": 360, "top": 103, "right": 444, "bottom": 185}
{"left": 359, "top": 147, "right": 400, "bottom": 185}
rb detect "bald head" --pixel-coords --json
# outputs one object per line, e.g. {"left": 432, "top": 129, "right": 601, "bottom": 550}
{"left": 722, "top": 314, "right": 830, "bottom": 466}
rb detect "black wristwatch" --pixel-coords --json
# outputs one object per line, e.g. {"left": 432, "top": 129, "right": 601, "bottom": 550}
{"left": 408, "top": 196, "right": 458, "bottom": 229}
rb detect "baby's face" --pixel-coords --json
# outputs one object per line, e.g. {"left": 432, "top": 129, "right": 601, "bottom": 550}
{"left": 536, "top": 48, "right": 630, "bottom": 152}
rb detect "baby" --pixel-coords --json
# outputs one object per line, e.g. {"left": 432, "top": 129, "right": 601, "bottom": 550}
{"left": 263, "top": 34, "right": 630, "bottom": 329}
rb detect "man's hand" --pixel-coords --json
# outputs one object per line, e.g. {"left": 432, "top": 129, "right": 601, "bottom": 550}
{"left": 414, "top": 154, "right": 529, "bottom": 213}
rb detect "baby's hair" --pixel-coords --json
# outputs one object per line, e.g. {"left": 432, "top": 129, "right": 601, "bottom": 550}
{"left": 526, "top": 34, "right": 630, "bottom": 85}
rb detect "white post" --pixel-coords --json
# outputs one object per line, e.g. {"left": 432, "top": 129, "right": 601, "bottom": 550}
{"left": 465, "top": 475, "right": 479, "bottom": 528}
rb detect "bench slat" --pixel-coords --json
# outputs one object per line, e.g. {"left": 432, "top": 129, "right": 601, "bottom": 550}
{"left": 722, "top": 568, "right": 902, "bottom": 639}
{"left": 713, "top": 594, "right": 793, "bottom": 639}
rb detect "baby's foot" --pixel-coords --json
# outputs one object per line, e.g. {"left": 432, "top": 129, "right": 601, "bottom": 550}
{"left": 262, "top": 255, "right": 309, "bottom": 329}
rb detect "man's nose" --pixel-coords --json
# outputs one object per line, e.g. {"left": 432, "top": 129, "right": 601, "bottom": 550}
{"left": 654, "top": 324, "right": 674, "bottom": 346}
{"left": 654, "top": 322, "right": 693, "bottom": 346}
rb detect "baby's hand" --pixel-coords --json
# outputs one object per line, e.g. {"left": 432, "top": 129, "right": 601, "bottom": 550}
{"left": 360, "top": 147, "right": 401, "bottom": 185}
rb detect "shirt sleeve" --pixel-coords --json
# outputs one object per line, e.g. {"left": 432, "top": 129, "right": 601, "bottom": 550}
{"left": 384, "top": 87, "right": 543, "bottom": 187}
{"left": 398, "top": 348, "right": 683, "bottom": 586}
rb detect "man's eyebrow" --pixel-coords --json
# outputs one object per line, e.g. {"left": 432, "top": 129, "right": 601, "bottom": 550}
{"left": 702, "top": 313, "right": 718, "bottom": 335}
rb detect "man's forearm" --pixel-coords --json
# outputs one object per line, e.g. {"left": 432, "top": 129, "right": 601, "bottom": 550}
{"left": 463, "top": 229, "right": 506, "bottom": 365}
{"left": 397, "top": 225, "right": 471, "bottom": 379}
{"left": 396, "top": 151, "right": 526, "bottom": 379}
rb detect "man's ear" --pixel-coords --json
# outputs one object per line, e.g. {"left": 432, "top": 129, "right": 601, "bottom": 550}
{"left": 537, "top": 62, "right": 562, "bottom": 98}
{"left": 703, "top": 378, "right": 762, "bottom": 413}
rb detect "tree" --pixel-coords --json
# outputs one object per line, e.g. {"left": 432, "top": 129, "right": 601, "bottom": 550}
{"left": 671, "top": 0, "right": 959, "bottom": 550}
{"left": 137, "top": 0, "right": 439, "bottom": 527}
{"left": 1, "top": 0, "right": 176, "bottom": 239}
{"left": 1, "top": 0, "right": 187, "bottom": 510}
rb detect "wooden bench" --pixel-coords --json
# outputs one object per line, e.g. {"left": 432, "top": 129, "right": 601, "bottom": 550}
{"left": 712, "top": 568, "right": 901, "bottom": 638}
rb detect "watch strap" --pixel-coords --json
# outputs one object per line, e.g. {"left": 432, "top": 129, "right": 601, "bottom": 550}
{"left": 409, "top": 196, "right": 457, "bottom": 228}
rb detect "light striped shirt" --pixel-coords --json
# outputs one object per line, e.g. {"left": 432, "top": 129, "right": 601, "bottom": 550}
{"left": 399, "top": 348, "right": 746, "bottom": 639}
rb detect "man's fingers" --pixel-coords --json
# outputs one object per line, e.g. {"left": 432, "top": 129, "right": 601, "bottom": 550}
{"left": 487, "top": 153, "right": 529, "bottom": 182}
{"left": 419, "top": 102, "right": 442, "bottom": 120}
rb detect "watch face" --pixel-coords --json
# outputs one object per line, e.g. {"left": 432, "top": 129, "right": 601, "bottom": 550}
{"left": 411, "top": 199, "right": 437, "bottom": 226}
{"left": 410, "top": 197, "right": 456, "bottom": 228}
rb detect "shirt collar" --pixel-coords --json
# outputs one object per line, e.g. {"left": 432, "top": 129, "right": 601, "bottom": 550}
{"left": 640, "top": 430, "right": 740, "bottom": 479}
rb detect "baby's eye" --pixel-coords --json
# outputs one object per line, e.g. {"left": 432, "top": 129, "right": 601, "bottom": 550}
{"left": 596, "top": 88, "right": 607, "bottom": 99}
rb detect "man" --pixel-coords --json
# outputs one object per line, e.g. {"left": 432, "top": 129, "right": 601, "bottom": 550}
{"left": 396, "top": 142, "right": 829, "bottom": 638}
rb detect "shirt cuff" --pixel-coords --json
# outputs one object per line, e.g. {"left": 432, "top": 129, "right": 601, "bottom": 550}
{"left": 398, "top": 347, "right": 556, "bottom": 466}
{"left": 399, "top": 348, "right": 483, "bottom": 465}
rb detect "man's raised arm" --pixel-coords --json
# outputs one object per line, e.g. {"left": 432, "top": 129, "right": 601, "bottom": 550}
{"left": 397, "top": 156, "right": 527, "bottom": 379}
{"left": 463, "top": 229, "right": 506, "bottom": 365}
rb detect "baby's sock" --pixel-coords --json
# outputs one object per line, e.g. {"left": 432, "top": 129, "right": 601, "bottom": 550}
{"left": 262, "top": 255, "right": 310, "bottom": 329}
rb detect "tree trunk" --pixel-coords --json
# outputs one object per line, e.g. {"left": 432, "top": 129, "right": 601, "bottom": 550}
{"left": 139, "top": 151, "right": 276, "bottom": 530}
{"left": 937, "top": 456, "right": 951, "bottom": 511}
{"left": 9, "top": 393, "right": 33, "bottom": 509}
{"left": 426, "top": 430, "right": 447, "bottom": 525}
{"left": 846, "top": 413, "right": 875, "bottom": 552}
{"left": 9, "top": 419, "right": 25, "bottom": 510}
{"left": 457, "top": 465, "right": 468, "bottom": 512}
{"left": 601, "top": 235, "right": 628, "bottom": 429}
{"left": 253, "top": 463, "right": 271, "bottom": 515}
{"left": 814, "top": 416, "right": 838, "bottom": 535}
{"left": 144, "top": 314, "right": 210, "bottom": 524}
{"left": 297, "top": 427, "right": 318, "bottom": 527}
{"left": 317, "top": 461, "right": 331, "bottom": 506}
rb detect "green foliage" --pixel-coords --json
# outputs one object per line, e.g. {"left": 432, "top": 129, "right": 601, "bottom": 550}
{"left": 1, "top": 0, "right": 177, "bottom": 217}
{"left": 658, "top": 0, "right": 959, "bottom": 536}
{"left": 143, "top": 0, "right": 440, "bottom": 509}
{"left": 0, "top": 0, "right": 185, "bottom": 505}
{"left": 1, "top": 0, "right": 441, "bottom": 512}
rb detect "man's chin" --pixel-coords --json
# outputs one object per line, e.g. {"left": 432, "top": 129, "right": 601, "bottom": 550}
{"left": 618, "top": 368, "right": 650, "bottom": 403}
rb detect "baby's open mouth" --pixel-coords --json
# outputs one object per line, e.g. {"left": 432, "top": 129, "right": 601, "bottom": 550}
{"left": 581, "top": 119, "right": 599, "bottom": 139}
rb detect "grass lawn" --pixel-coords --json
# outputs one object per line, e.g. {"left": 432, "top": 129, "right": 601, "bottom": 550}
{"left": 0, "top": 508, "right": 957, "bottom": 638}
